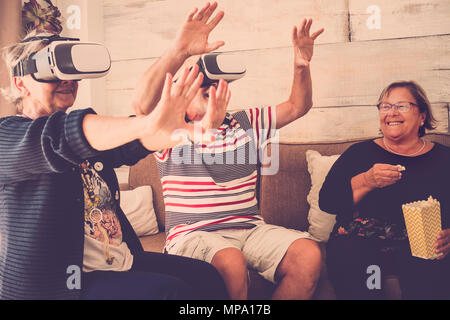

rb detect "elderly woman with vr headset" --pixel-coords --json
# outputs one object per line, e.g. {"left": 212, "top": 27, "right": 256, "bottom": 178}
{"left": 0, "top": 15, "right": 230, "bottom": 299}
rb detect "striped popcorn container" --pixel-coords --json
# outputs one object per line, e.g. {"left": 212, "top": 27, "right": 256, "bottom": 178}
{"left": 402, "top": 196, "right": 442, "bottom": 260}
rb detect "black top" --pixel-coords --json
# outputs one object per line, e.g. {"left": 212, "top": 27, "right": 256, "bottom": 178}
{"left": 319, "top": 140, "right": 449, "bottom": 229}
{"left": 0, "top": 109, "right": 151, "bottom": 299}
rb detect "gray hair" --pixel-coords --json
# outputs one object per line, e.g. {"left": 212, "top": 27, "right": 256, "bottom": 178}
{"left": 377, "top": 81, "right": 436, "bottom": 137}
{"left": 0, "top": 31, "right": 55, "bottom": 113}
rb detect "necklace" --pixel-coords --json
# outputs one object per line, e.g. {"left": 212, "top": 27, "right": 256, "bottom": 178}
{"left": 383, "top": 137, "right": 426, "bottom": 157}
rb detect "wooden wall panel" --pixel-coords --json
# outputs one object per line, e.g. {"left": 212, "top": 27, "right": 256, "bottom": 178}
{"left": 0, "top": 0, "right": 22, "bottom": 117}
{"left": 230, "top": 35, "right": 450, "bottom": 108}
{"left": 103, "top": 0, "right": 349, "bottom": 61}
{"left": 278, "top": 103, "right": 448, "bottom": 143}
{"left": 349, "top": 0, "right": 450, "bottom": 41}
{"left": 106, "top": 57, "right": 157, "bottom": 92}
{"left": 104, "top": 91, "right": 448, "bottom": 142}
{"left": 106, "top": 35, "right": 450, "bottom": 110}
{"left": 103, "top": 0, "right": 450, "bottom": 143}
{"left": 105, "top": 89, "right": 133, "bottom": 117}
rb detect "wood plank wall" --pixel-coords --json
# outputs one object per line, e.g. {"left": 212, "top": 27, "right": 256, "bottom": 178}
{"left": 0, "top": 0, "right": 22, "bottom": 117}
{"left": 103, "top": 0, "right": 449, "bottom": 143}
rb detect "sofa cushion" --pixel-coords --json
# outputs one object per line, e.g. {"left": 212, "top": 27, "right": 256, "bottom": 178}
{"left": 260, "top": 138, "right": 369, "bottom": 230}
{"left": 129, "top": 155, "right": 166, "bottom": 231}
{"left": 121, "top": 186, "right": 159, "bottom": 237}
{"left": 305, "top": 150, "right": 339, "bottom": 242}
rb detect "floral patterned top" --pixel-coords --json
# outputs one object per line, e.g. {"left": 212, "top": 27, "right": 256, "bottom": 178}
{"left": 330, "top": 218, "right": 408, "bottom": 253}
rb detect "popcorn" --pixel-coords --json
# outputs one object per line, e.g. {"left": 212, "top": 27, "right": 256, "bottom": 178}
{"left": 396, "top": 165, "right": 406, "bottom": 171}
{"left": 402, "top": 196, "right": 442, "bottom": 260}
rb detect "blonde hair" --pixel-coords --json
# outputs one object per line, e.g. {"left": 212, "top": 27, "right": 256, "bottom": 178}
{"left": 0, "top": 31, "right": 55, "bottom": 113}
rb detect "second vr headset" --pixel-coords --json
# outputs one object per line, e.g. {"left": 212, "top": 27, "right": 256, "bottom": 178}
{"left": 196, "top": 53, "right": 246, "bottom": 87}
{"left": 13, "top": 35, "right": 111, "bottom": 83}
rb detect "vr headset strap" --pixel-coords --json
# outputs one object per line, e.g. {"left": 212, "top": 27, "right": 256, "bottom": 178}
{"left": 13, "top": 60, "right": 38, "bottom": 77}
{"left": 13, "top": 35, "right": 80, "bottom": 78}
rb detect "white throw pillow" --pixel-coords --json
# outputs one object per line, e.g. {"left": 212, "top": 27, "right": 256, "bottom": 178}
{"left": 306, "top": 150, "right": 339, "bottom": 242}
{"left": 120, "top": 186, "right": 159, "bottom": 237}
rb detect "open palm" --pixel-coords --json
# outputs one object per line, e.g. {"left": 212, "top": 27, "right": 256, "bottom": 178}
{"left": 174, "top": 2, "right": 225, "bottom": 56}
{"left": 201, "top": 79, "right": 231, "bottom": 131}
{"left": 141, "top": 68, "right": 204, "bottom": 150}
{"left": 292, "top": 19, "right": 324, "bottom": 68}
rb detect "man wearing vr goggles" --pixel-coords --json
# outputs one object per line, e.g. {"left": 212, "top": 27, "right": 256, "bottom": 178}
{"left": 132, "top": 2, "right": 324, "bottom": 300}
{"left": 0, "top": 31, "right": 229, "bottom": 299}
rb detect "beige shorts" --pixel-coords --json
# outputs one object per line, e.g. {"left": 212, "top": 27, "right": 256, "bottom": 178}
{"left": 166, "top": 220, "right": 312, "bottom": 283}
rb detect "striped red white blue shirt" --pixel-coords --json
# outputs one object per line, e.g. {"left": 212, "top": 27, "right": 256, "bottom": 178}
{"left": 155, "top": 107, "right": 277, "bottom": 249}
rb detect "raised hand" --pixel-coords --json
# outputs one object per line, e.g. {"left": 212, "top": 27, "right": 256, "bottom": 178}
{"left": 174, "top": 1, "right": 225, "bottom": 58}
{"left": 201, "top": 79, "right": 231, "bottom": 131}
{"left": 140, "top": 66, "right": 204, "bottom": 151}
{"left": 292, "top": 19, "right": 324, "bottom": 68}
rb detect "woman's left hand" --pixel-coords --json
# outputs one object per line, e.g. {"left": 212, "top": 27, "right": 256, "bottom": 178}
{"left": 140, "top": 67, "right": 204, "bottom": 150}
{"left": 435, "top": 229, "right": 450, "bottom": 260}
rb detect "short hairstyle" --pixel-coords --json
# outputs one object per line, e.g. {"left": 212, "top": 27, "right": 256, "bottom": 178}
{"left": 377, "top": 81, "right": 436, "bottom": 137}
{"left": 0, "top": 31, "right": 54, "bottom": 113}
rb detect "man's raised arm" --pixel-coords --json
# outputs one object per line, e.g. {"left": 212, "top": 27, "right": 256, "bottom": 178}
{"left": 275, "top": 19, "right": 324, "bottom": 129}
{"left": 131, "top": 2, "right": 225, "bottom": 116}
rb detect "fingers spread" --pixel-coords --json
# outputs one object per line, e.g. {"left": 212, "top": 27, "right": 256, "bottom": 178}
{"left": 292, "top": 25, "right": 298, "bottom": 43}
{"left": 202, "top": 1, "right": 218, "bottom": 23}
{"left": 215, "top": 80, "right": 230, "bottom": 109}
{"left": 216, "top": 79, "right": 226, "bottom": 98}
{"left": 311, "top": 28, "right": 325, "bottom": 40}
{"left": 182, "top": 64, "right": 199, "bottom": 96}
{"left": 208, "top": 10, "right": 225, "bottom": 30}
{"left": 185, "top": 72, "right": 204, "bottom": 100}
{"left": 207, "top": 85, "right": 217, "bottom": 110}
{"left": 299, "top": 18, "right": 307, "bottom": 36}
{"left": 187, "top": 8, "right": 198, "bottom": 22}
{"left": 195, "top": 2, "right": 211, "bottom": 21}
{"left": 296, "top": 19, "right": 324, "bottom": 40}
{"left": 162, "top": 73, "right": 173, "bottom": 100}
{"left": 226, "top": 88, "right": 232, "bottom": 105}
{"left": 305, "top": 18, "right": 312, "bottom": 34}
{"left": 174, "top": 67, "right": 190, "bottom": 96}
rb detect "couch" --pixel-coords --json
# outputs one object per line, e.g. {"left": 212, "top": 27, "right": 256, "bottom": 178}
{"left": 120, "top": 133, "right": 450, "bottom": 300}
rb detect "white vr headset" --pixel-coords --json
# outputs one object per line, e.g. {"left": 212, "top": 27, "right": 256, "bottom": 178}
{"left": 13, "top": 35, "right": 111, "bottom": 83}
{"left": 196, "top": 53, "right": 246, "bottom": 87}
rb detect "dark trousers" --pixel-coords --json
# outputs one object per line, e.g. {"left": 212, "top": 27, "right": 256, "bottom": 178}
{"left": 81, "top": 251, "right": 229, "bottom": 300}
{"left": 327, "top": 236, "right": 449, "bottom": 300}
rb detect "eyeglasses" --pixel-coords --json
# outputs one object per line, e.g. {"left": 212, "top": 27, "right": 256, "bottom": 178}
{"left": 377, "top": 102, "right": 417, "bottom": 113}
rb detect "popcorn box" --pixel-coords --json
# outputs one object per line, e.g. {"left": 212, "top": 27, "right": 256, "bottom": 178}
{"left": 402, "top": 196, "right": 442, "bottom": 260}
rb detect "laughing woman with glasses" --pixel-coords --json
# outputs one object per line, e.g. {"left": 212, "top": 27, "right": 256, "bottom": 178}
{"left": 319, "top": 81, "right": 449, "bottom": 299}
